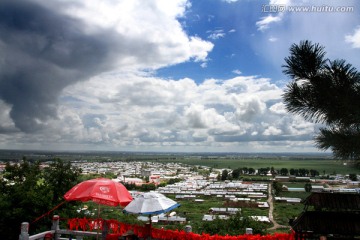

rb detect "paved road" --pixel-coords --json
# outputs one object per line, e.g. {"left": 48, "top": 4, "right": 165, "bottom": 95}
{"left": 267, "top": 183, "right": 288, "bottom": 231}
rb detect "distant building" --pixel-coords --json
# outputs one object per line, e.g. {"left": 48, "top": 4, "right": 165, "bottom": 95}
{"left": 250, "top": 216, "right": 270, "bottom": 223}
{"left": 0, "top": 163, "right": 6, "bottom": 173}
{"left": 141, "top": 169, "right": 152, "bottom": 177}
{"left": 118, "top": 177, "right": 144, "bottom": 186}
{"left": 291, "top": 192, "right": 360, "bottom": 239}
{"left": 311, "top": 185, "right": 324, "bottom": 192}
{"left": 275, "top": 197, "right": 302, "bottom": 203}
{"left": 287, "top": 187, "right": 305, "bottom": 192}
{"left": 347, "top": 181, "right": 360, "bottom": 188}
{"left": 275, "top": 176, "right": 289, "bottom": 182}
{"left": 208, "top": 207, "right": 240, "bottom": 215}
{"left": 296, "top": 177, "right": 311, "bottom": 181}
{"left": 149, "top": 175, "right": 160, "bottom": 185}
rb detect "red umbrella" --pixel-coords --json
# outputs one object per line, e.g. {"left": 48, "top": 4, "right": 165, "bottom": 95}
{"left": 64, "top": 178, "right": 132, "bottom": 207}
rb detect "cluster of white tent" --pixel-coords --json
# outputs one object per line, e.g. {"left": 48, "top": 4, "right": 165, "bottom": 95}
{"left": 158, "top": 180, "right": 268, "bottom": 199}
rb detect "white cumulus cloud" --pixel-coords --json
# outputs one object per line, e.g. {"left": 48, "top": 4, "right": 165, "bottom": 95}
{"left": 17, "top": 73, "right": 316, "bottom": 152}
{"left": 256, "top": 15, "right": 282, "bottom": 31}
{"left": 345, "top": 26, "right": 360, "bottom": 48}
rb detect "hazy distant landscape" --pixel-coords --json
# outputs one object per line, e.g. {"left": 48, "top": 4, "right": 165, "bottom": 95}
{"left": 1, "top": 149, "right": 359, "bottom": 175}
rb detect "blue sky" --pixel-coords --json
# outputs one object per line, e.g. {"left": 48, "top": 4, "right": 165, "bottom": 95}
{"left": 0, "top": 0, "right": 359, "bottom": 153}
{"left": 157, "top": 0, "right": 360, "bottom": 83}
{"left": 158, "top": 0, "right": 273, "bottom": 81}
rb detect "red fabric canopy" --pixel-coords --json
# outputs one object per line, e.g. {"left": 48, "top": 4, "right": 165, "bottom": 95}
{"left": 64, "top": 178, "right": 132, "bottom": 207}
{"left": 67, "top": 218, "right": 295, "bottom": 240}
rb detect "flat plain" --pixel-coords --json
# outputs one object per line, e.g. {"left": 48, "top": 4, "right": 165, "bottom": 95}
{"left": 155, "top": 157, "right": 360, "bottom": 175}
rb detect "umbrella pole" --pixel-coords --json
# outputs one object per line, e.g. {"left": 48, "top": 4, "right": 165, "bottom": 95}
{"left": 96, "top": 204, "right": 100, "bottom": 240}
{"left": 149, "top": 214, "right": 152, "bottom": 240}
{"left": 98, "top": 203, "right": 101, "bottom": 219}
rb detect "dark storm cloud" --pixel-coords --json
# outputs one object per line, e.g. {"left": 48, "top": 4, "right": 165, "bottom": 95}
{"left": 0, "top": 0, "right": 117, "bottom": 132}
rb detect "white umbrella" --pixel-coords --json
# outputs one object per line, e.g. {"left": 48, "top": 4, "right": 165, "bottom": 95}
{"left": 123, "top": 191, "right": 180, "bottom": 215}
{"left": 123, "top": 192, "right": 180, "bottom": 238}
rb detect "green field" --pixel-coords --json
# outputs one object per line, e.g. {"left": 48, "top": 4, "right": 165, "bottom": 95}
{"left": 274, "top": 191, "right": 311, "bottom": 226}
{"left": 155, "top": 157, "right": 360, "bottom": 175}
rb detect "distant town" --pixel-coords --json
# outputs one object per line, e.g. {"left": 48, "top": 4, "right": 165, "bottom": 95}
{"left": 53, "top": 157, "right": 360, "bottom": 224}
{"left": 1, "top": 150, "right": 359, "bottom": 230}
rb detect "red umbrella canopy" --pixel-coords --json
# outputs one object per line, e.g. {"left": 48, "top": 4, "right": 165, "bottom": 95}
{"left": 64, "top": 178, "right": 132, "bottom": 207}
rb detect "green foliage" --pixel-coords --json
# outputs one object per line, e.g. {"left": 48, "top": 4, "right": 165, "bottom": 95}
{"left": 278, "top": 190, "right": 311, "bottom": 200}
{"left": 79, "top": 172, "right": 115, "bottom": 181}
{"left": 175, "top": 196, "right": 224, "bottom": 224}
{"left": 288, "top": 168, "right": 318, "bottom": 177}
{"left": 272, "top": 181, "right": 283, "bottom": 195}
{"left": 231, "top": 167, "right": 255, "bottom": 179}
{"left": 280, "top": 168, "right": 288, "bottom": 176}
{"left": 0, "top": 161, "right": 52, "bottom": 239}
{"left": 43, "top": 159, "right": 82, "bottom": 204}
{"left": 167, "top": 178, "right": 182, "bottom": 185}
{"left": 309, "top": 169, "right": 319, "bottom": 177}
{"left": 283, "top": 40, "right": 360, "bottom": 161}
{"left": 274, "top": 190, "right": 311, "bottom": 226}
{"left": 304, "top": 183, "right": 312, "bottom": 192}
{"left": 258, "top": 167, "right": 270, "bottom": 176}
{"left": 200, "top": 213, "right": 268, "bottom": 236}
{"left": 221, "top": 169, "right": 228, "bottom": 181}
{"left": 349, "top": 173, "right": 358, "bottom": 181}
{"left": 270, "top": 167, "right": 276, "bottom": 176}
{"left": 231, "top": 168, "right": 241, "bottom": 179}
{"left": 122, "top": 182, "right": 156, "bottom": 191}
{"left": 123, "top": 182, "right": 137, "bottom": 190}
{"left": 274, "top": 203, "right": 304, "bottom": 226}
{"left": 0, "top": 159, "right": 82, "bottom": 240}
{"left": 140, "top": 183, "right": 156, "bottom": 191}
{"left": 248, "top": 168, "right": 256, "bottom": 175}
